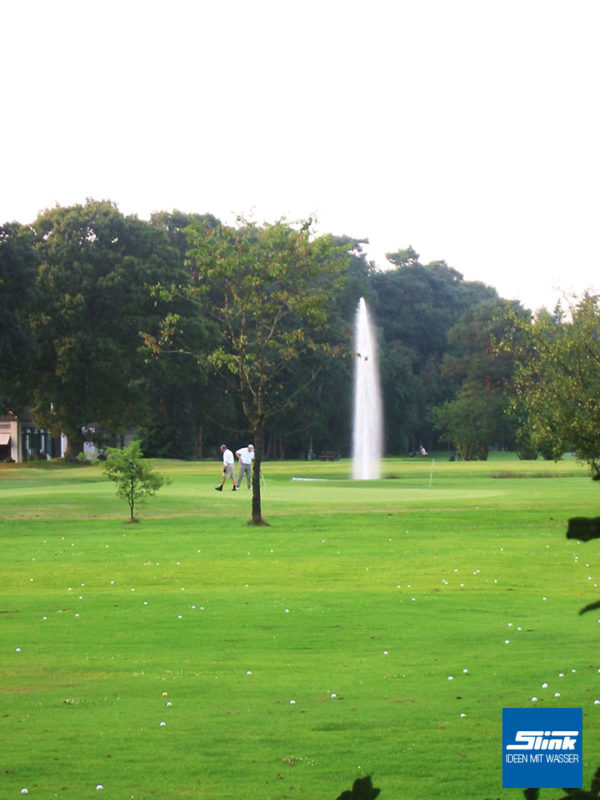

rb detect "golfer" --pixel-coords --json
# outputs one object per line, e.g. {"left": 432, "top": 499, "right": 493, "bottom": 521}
{"left": 215, "top": 444, "right": 236, "bottom": 491}
{"left": 235, "top": 444, "right": 254, "bottom": 489}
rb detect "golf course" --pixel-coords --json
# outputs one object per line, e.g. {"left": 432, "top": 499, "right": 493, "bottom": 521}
{"left": 1, "top": 453, "right": 599, "bottom": 799}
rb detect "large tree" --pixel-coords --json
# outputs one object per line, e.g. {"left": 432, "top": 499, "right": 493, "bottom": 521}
{"left": 142, "top": 211, "right": 224, "bottom": 459}
{"left": 508, "top": 293, "right": 600, "bottom": 476}
{"left": 370, "top": 250, "right": 498, "bottom": 452}
{"left": 431, "top": 298, "right": 527, "bottom": 459}
{"left": 167, "top": 217, "right": 350, "bottom": 524}
{"left": 0, "top": 222, "right": 39, "bottom": 413}
{"left": 31, "top": 200, "right": 181, "bottom": 459}
{"left": 257, "top": 236, "right": 371, "bottom": 460}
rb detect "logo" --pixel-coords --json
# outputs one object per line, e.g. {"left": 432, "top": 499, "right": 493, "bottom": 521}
{"left": 503, "top": 708, "right": 582, "bottom": 788}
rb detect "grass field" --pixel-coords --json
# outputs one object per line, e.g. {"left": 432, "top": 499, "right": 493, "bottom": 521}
{"left": 1, "top": 453, "right": 599, "bottom": 799}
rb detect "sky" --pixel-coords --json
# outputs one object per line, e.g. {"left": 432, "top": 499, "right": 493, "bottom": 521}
{"left": 2, "top": 0, "right": 599, "bottom": 312}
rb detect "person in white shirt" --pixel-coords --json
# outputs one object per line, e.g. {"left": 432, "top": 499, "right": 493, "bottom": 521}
{"left": 235, "top": 444, "right": 254, "bottom": 489}
{"left": 215, "top": 444, "right": 236, "bottom": 491}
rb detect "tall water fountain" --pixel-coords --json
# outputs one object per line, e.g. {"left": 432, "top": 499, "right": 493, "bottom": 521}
{"left": 352, "top": 297, "right": 383, "bottom": 479}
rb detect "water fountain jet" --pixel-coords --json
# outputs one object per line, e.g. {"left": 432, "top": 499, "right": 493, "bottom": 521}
{"left": 352, "top": 297, "right": 383, "bottom": 479}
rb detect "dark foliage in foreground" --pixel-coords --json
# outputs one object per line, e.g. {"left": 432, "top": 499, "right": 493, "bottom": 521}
{"left": 336, "top": 775, "right": 380, "bottom": 800}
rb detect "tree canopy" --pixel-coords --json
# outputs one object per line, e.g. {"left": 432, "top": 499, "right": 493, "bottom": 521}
{"left": 3, "top": 198, "right": 569, "bottom": 477}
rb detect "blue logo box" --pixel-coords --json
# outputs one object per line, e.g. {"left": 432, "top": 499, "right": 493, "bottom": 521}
{"left": 503, "top": 708, "right": 582, "bottom": 789}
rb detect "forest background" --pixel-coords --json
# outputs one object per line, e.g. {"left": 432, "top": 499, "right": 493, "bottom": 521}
{"left": 0, "top": 198, "right": 583, "bottom": 465}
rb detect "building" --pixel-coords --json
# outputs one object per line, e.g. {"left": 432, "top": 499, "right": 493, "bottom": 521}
{"left": 0, "top": 412, "right": 65, "bottom": 463}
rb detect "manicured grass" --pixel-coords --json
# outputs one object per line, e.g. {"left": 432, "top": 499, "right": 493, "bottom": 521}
{"left": 1, "top": 454, "right": 599, "bottom": 799}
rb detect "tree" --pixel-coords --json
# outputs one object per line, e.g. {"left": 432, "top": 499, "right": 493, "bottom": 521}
{"left": 103, "top": 440, "right": 166, "bottom": 522}
{"left": 370, "top": 253, "right": 498, "bottom": 452}
{"left": 30, "top": 200, "right": 181, "bottom": 460}
{"left": 508, "top": 293, "right": 600, "bottom": 477}
{"left": 431, "top": 299, "right": 527, "bottom": 459}
{"left": 254, "top": 236, "right": 370, "bottom": 460}
{"left": 0, "top": 222, "right": 39, "bottom": 413}
{"left": 141, "top": 211, "right": 226, "bottom": 459}
{"left": 170, "top": 217, "right": 350, "bottom": 524}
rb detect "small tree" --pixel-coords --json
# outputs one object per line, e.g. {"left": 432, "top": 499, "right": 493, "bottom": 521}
{"left": 103, "top": 440, "right": 166, "bottom": 522}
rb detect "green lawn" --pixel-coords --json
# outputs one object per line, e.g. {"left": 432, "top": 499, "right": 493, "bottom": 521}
{"left": 1, "top": 454, "right": 599, "bottom": 799}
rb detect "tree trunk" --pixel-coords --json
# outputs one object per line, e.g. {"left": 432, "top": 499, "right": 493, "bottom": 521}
{"left": 193, "top": 422, "right": 203, "bottom": 459}
{"left": 265, "top": 433, "right": 285, "bottom": 460}
{"left": 63, "top": 432, "right": 84, "bottom": 463}
{"left": 251, "top": 420, "right": 266, "bottom": 525}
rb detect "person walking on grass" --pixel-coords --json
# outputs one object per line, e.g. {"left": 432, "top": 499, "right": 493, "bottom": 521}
{"left": 235, "top": 444, "right": 254, "bottom": 489}
{"left": 215, "top": 444, "right": 236, "bottom": 491}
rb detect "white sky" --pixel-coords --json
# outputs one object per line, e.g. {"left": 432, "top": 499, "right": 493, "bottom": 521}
{"left": 2, "top": 0, "right": 599, "bottom": 312}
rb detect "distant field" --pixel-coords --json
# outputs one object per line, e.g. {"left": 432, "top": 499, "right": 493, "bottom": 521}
{"left": 1, "top": 453, "right": 599, "bottom": 799}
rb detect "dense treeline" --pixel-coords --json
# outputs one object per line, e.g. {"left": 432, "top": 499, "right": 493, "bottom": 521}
{"left": 1, "top": 199, "right": 532, "bottom": 461}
